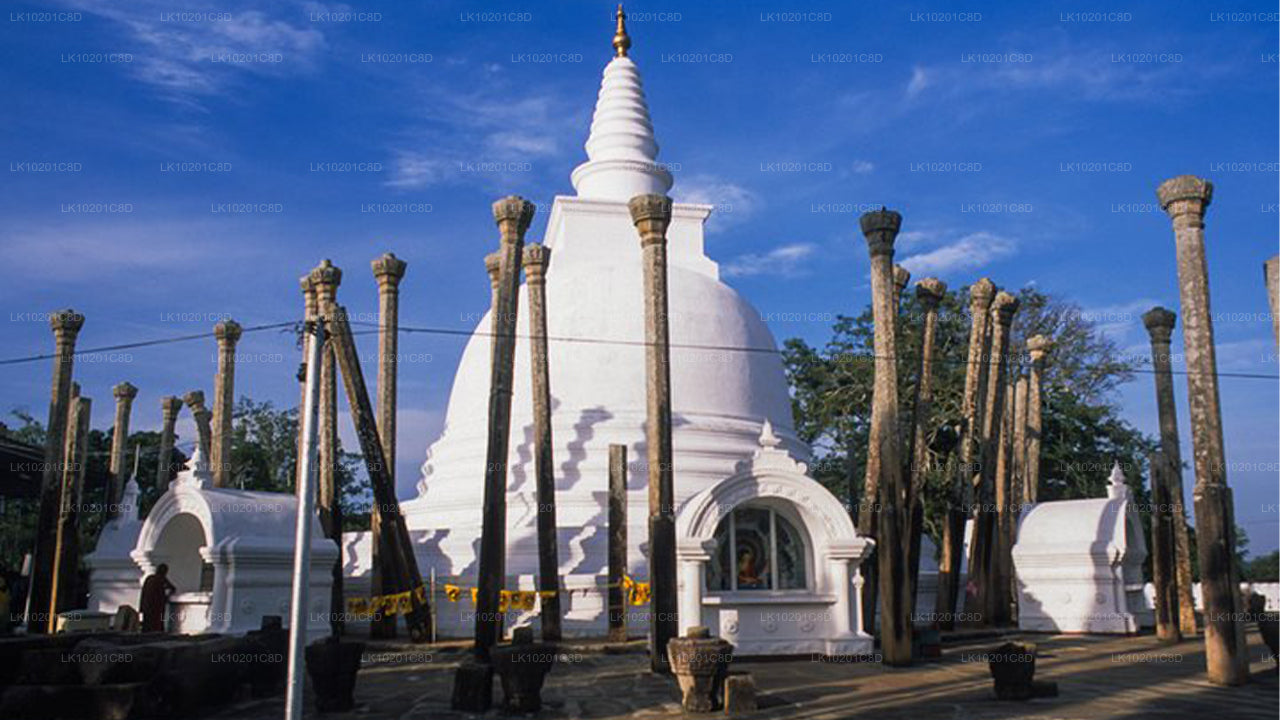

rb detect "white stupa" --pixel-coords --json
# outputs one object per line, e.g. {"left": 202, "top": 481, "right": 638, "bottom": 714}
{"left": 345, "top": 11, "right": 872, "bottom": 651}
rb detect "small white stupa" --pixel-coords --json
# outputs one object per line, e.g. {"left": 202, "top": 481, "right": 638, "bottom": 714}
{"left": 1013, "top": 462, "right": 1150, "bottom": 634}
{"left": 342, "top": 9, "right": 873, "bottom": 648}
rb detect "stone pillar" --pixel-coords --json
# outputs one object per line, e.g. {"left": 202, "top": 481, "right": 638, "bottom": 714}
{"left": 966, "top": 291, "right": 1018, "bottom": 627}
{"left": 522, "top": 243, "right": 563, "bottom": 642}
{"left": 828, "top": 556, "right": 854, "bottom": 639}
{"left": 211, "top": 319, "right": 242, "bottom": 487}
{"left": 860, "top": 208, "right": 910, "bottom": 665}
{"left": 50, "top": 394, "right": 91, "bottom": 629}
{"left": 310, "top": 259, "right": 345, "bottom": 636}
{"left": 1157, "top": 175, "right": 1247, "bottom": 685}
{"left": 370, "top": 252, "right": 407, "bottom": 639}
{"left": 906, "top": 278, "right": 946, "bottom": 615}
{"left": 156, "top": 396, "right": 183, "bottom": 490}
{"left": 1012, "top": 377, "right": 1028, "bottom": 510}
{"left": 630, "top": 193, "right": 679, "bottom": 673}
{"left": 936, "top": 280, "right": 995, "bottom": 627}
{"left": 183, "top": 390, "right": 212, "bottom": 460}
{"left": 29, "top": 310, "right": 84, "bottom": 633}
{"left": 108, "top": 382, "right": 138, "bottom": 509}
{"left": 475, "top": 197, "right": 535, "bottom": 657}
{"left": 608, "top": 444, "right": 629, "bottom": 642}
{"left": 1265, "top": 255, "right": 1279, "bottom": 345}
{"left": 992, "top": 374, "right": 1017, "bottom": 625}
{"left": 892, "top": 265, "right": 911, "bottom": 310}
{"left": 1024, "top": 336, "right": 1050, "bottom": 505}
{"left": 296, "top": 276, "right": 318, "bottom": 491}
{"left": 1149, "top": 450, "right": 1182, "bottom": 644}
{"left": 1141, "top": 308, "right": 1197, "bottom": 637}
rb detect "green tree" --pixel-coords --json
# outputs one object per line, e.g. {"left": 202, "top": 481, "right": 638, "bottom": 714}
{"left": 783, "top": 285, "right": 1156, "bottom": 552}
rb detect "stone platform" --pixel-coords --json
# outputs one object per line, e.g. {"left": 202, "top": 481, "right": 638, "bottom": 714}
{"left": 211, "top": 629, "right": 1277, "bottom": 720}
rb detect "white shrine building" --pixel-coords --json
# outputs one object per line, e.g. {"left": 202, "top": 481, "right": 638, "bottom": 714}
{"left": 341, "top": 22, "right": 875, "bottom": 655}
{"left": 1012, "top": 463, "right": 1152, "bottom": 634}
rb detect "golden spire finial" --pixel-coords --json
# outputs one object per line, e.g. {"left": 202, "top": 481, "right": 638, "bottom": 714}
{"left": 612, "top": 4, "right": 630, "bottom": 57}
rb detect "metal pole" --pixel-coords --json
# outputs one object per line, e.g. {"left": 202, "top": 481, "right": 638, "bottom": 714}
{"left": 286, "top": 318, "right": 325, "bottom": 720}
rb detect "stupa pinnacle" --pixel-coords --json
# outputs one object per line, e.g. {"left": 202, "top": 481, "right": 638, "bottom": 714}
{"left": 571, "top": 5, "right": 672, "bottom": 201}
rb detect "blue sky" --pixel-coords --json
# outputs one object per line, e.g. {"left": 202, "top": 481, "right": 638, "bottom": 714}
{"left": 2, "top": 1, "right": 1276, "bottom": 552}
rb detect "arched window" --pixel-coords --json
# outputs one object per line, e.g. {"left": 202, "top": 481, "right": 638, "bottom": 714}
{"left": 707, "top": 505, "right": 808, "bottom": 592}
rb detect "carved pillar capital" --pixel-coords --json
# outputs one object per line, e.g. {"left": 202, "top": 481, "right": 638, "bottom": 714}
{"left": 372, "top": 252, "right": 408, "bottom": 290}
{"left": 493, "top": 195, "right": 536, "bottom": 243}
{"left": 1157, "top": 175, "right": 1213, "bottom": 228}
{"left": 1142, "top": 306, "right": 1177, "bottom": 345}
{"left": 522, "top": 243, "right": 551, "bottom": 283}
{"left": 628, "top": 193, "right": 673, "bottom": 247}
{"left": 113, "top": 382, "right": 138, "bottom": 402}
{"left": 915, "top": 277, "right": 947, "bottom": 308}
{"left": 860, "top": 207, "right": 902, "bottom": 256}
{"left": 214, "top": 319, "right": 242, "bottom": 346}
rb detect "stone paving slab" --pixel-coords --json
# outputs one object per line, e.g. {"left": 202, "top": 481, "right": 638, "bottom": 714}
{"left": 211, "top": 629, "right": 1277, "bottom": 720}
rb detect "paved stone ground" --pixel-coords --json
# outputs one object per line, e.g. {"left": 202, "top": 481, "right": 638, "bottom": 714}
{"left": 212, "top": 629, "right": 1277, "bottom": 720}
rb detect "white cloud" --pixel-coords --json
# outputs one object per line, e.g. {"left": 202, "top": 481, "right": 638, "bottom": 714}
{"left": 57, "top": 1, "right": 328, "bottom": 106}
{"left": 723, "top": 243, "right": 816, "bottom": 279}
{"left": 673, "top": 175, "right": 758, "bottom": 233}
{"left": 850, "top": 160, "right": 875, "bottom": 175}
{"left": 898, "top": 231, "right": 1016, "bottom": 276}
{"left": 906, "top": 66, "right": 930, "bottom": 98}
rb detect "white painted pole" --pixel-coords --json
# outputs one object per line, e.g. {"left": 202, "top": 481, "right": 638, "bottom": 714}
{"left": 286, "top": 318, "right": 325, "bottom": 720}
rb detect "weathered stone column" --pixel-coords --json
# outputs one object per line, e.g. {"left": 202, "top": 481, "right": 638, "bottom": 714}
{"left": 108, "top": 382, "right": 138, "bottom": 510}
{"left": 1157, "top": 175, "right": 1247, "bottom": 685}
{"left": 1265, "top": 255, "right": 1279, "bottom": 345}
{"left": 370, "top": 252, "right": 407, "bottom": 639}
{"left": 906, "top": 277, "right": 946, "bottom": 616}
{"left": 475, "top": 197, "right": 535, "bottom": 657}
{"left": 310, "top": 259, "right": 345, "bottom": 636}
{"left": 608, "top": 444, "right": 628, "bottom": 643}
{"left": 966, "top": 291, "right": 1018, "bottom": 627}
{"left": 992, "top": 374, "right": 1017, "bottom": 625}
{"left": 1149, "top": 450, "right": 1182, "bottom": 644}
{"left": 1012, "top": 376, "right": 1028, "bottom": 510}
{"left": 183, "top": 390, "right": 213, "bottom": 460}
{"left": 156, "top": 396, "right": 183, "bottom": 490}
{"left": 50, "top": 394, "right": 91, "bottom": 629}
{"left": 1023, "top": 336, "right": 1050, "bottom": 505}
{"left": 211, "top": 319, "right": 242, "bottom": 487}
{"left": 892, "top": 265, "right": 911, "bottom": 310}
{"left": 1141, "top": 308, "right": 1197, "bottom": 637}
{"left": 485, "top": 251, "right": 501, "bottom": 301}
{"left": 860, "top": 208, "right": 910, "bottom": 665}
{"left": 936, "top": 280, "right": 994, "bottom": 627}
{"left": 28, "top": 310, "right": 84, "bottom": 633}
{"left": 296, "top": 276, "right": 318, "bottom": 491}
{"left": 522, "top": 243, "right": 563, "bottom": 642}
{"left": 630, "top": 193, "right": 679, "bottom": 673}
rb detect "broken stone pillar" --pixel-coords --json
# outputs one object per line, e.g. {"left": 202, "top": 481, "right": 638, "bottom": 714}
{"left": 967, "top": 291, "right": 1019, "bottom": 627}
{"left": 1149, "top": 450, "right": 1182, "bottom": 644}
{"left": 892, "top": 264, "right": 911, "bottom": 310}
{"left": 183, "top": 390, "right": 213, "bottom": 461}
{"left": 906, "top": 277, "right": 946, "bottom": 616}
{"left": 50, "top": 394, "right": 91, "bottom": 627}
{"left": 522, "top": 243, "right": 563, "bottom": 642}
{"left": 108, "top": 382, "right": 138, "bottom": 510}
{"left": 1157, "top": 174, "right": 1247, "bottom": 685}
{"left": 936, "top": 280, "right": 994, "bottom": 627}
{"left": 860, "top": 207, "right": 910, "bottom": 665}
{"left": 29, "top": 310, "right": 85, "bottom": 633}
{"left": 310, "top": 259, "right": 345, "bottom": 635}
{"left": 608, "top": 444, "right": 628, "bottom": 643}
{"left": 211, "top": 319, "right": 242, "bottom": 487}
{"left": 1023, "top": 336, "right": 1050, "bottom": 505}
{"left": 371, "top": 252, "right": 408, "bottom": 640}
{"left": 1141, "top": 307, "right": 1197, "bottom": 637}
{"left": 296, "top": 275, "right": 318, "bottom": 491}
{"left": 1265, "top": 255, "right": 1279, "bottom": 345}
{"left": 476, "top": 197, "right": 536, "bottom": 657}
{"left": 156, "top": 396, "right": 183, "bottom": 490}
{"left": 630, "top": 193, "right": 679, "bottom": 673}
